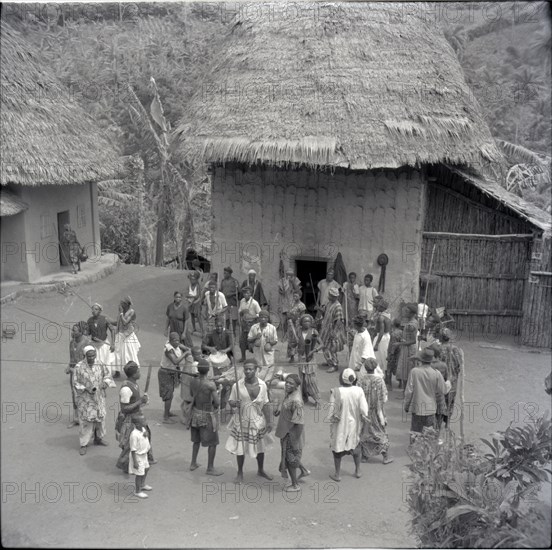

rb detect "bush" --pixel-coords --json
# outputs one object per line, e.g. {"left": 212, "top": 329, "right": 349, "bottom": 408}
{"left": 99, "top": 204, "right": 140, "bottom": 264}
{"left": 406, "top": 416, "right": 552, "bottom": 548}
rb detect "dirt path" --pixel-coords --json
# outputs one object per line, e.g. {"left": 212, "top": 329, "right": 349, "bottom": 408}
{"left": 2, "top": 265, "right": 550, "bottom": 547}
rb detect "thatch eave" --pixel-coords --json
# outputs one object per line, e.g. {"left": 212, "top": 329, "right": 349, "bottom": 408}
{"left": 1, "top": 23, "right": 121, "bottom": 186}
{"left": 447, "top": 166, "right": 551, "bottom": 233}
{"left": 0, "top": 188, "right": 29, "bottom": 216}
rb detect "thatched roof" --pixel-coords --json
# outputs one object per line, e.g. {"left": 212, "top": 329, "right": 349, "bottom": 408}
{"left": 0, "top": 188, "right": 28, "bottom": 216}
{"left": 1, "top": 23, "right": 121, "bottom": 186}
{"left": 175, "top": 2, "right": 502, "bottom": 171}
{"left": 449, "top": 166, "right": 551, "bottom": 233}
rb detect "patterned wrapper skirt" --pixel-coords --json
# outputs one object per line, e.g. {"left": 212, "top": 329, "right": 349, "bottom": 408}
{"left": 279, "top": 433, "right": 302, "bottom": 474}
{"left": 360, "top": 409, "right": 389, "bottom": 457}
{"left": 239, "top": 319, "right": 255, "bottom": 351}
{"left": 158, "top": 368, "right": 179, "bottom": 401}
{"left": 298, "top": 362, "right": 320, "bottom": 401}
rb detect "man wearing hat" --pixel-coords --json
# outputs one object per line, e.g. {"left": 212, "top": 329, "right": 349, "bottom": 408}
{"left": 404, "top": 348, "right": 446, "bottom": 442}
{"left": 241, "top": 269, "right": 268, "bottom": 308}
{"left": 73, "top": 346, "right": 115, "bottom": 455}
{"left": 319, "top": 287, "right": 346, "bottom": 373}
{"left": 220, "top": 267, "right": 240, "bottom": 337}
{"left": 278, "top": 267, "right": 302, "bottom": 330}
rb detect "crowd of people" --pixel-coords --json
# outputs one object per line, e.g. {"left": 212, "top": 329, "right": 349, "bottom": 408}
{"left": 66, "top": 266, "right": 463, "bottom": 498}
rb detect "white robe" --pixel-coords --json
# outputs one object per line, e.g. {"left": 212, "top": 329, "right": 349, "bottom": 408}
{"left": 329, "top": 386, "right": 368, "bottom": 453}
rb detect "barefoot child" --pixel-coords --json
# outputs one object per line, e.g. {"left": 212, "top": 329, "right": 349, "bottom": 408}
{"left": 358, "top": 358, "right": 393, "bottom": 465}
{"left": 129, "top": 414, "right": 152, "bottom": 499}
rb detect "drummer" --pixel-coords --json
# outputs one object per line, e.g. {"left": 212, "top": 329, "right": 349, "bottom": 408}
{"left": 202, "top": 316, "right": 235, "bottom": 409}
{"left": 202, "top": 316, "right": 234, "bottom": 366}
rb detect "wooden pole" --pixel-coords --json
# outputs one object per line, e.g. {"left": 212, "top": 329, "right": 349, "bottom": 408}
{"left": 458, "top": 348, "right": 465, "bottom": 453}
{"left": 144, "top": 364, "right": 153, "bottom": 394}
{"left": 419, "top": 244, "right": 436, "bottom": 350}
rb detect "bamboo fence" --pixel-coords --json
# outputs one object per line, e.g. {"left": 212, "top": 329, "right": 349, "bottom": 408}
{"left": 520, "top": 234, "right": 552, "bottom": 348}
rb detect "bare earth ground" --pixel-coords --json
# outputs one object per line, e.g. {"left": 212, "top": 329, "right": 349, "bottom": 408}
{"left": 1, "top": 265, "right": 551, "bottom": 548}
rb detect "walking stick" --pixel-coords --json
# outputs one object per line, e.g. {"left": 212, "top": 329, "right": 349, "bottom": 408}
{"left": 144, "top": 364, "right": 153, "bottom": 394}
{"left": 231, "top": 360, "right": 246, "bottom": 455}
{"left": 344, "top": 284, "right": 351, "bottom": 362}
{"left": 419, "top": 244, "right": 436, "bottom": 350}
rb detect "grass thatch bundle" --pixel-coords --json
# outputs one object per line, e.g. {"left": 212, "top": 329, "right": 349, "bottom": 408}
{"left": 0, "top": 188, "right": 28, "bottom": 216}
{"left": 175, "top": 1, "right": 502, "bottom": 171}
{"left": 1, "top": 23, "right": 121, "bottom": 186}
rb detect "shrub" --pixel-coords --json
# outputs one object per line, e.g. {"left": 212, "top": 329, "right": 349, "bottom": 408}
{"left": 406, "top": 416, "right": 552, "bottom": 548}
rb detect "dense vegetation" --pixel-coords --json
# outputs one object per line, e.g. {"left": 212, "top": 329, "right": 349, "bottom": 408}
{"left": 3, "top": 2, "right": 550, "bottom": 264}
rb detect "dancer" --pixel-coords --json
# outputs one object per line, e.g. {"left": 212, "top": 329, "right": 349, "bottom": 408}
{"left": 189, "top": 359, "right": 223, "bottom": 476}
{"left": 225, "top": 359, "right": 274, "bottom": 483}
{"left": 114, "top": 296, "right": 141, "bottom": 378}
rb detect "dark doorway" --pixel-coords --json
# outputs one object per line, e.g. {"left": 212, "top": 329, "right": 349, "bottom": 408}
{"left": 295, "top": 259, "right": 329, "bottom": 315}
{"left": 57, "top": 211, "right": 70, "bottom": 266}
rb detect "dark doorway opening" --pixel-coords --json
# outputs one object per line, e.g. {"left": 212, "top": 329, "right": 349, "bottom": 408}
{"left": 57, "top": 211, "right": 70, "bottom": 266}
{"left": 295, "top": 259, "right": 329, "bottom": 315}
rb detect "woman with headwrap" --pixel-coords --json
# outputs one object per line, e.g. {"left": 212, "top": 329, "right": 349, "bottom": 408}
{"left": 87, "top": 303, "right": 116, "bottom": 376}
{"left": 296, "top": 314, "right": 320, "bottom": 407}
{"left": 114, "top": 296, "right": 141, "bottom": 377}
{"left": 274, "top": 373, "right": 305, "bottom": 492}
{"left": 286, "top": 290, "right": 307, "bottom": 363}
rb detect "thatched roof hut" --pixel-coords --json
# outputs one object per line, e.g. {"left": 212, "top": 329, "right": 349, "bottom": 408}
{"left": 1, "top": 23, "right": 121, "bottom": 283}
{"left": 1, "top": 23, "right": 120, "bottom": 186}
{"left": 175, "top": 1, "right": 501, "bottom": 171}
{"left": 176, "top": 1, "right": 550, "bottom": 346}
